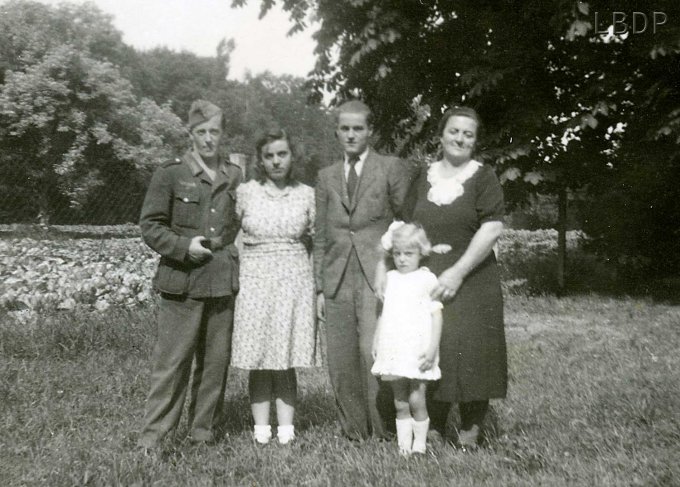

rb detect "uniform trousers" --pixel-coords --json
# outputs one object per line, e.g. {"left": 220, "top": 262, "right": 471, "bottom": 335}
{"left": 325, "top": 249, "right": 394, "bottom": 440}
{"left": 139, "top": 294, "right": 233, "bottom": 446}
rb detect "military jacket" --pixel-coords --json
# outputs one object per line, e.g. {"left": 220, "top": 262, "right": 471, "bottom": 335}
{"left": 140, "top": 150, "right": 242, "bottom": 297}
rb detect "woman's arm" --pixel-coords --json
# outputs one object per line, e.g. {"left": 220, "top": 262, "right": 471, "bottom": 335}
{"left": 432, "top": 220, "right": 503, "bottom": 301}
{"left": 314, "top": 174, "right": 328, "bottom": 321}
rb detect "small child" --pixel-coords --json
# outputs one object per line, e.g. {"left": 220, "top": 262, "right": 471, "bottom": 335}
{"left": 371, "top": 222, "right": 443, "bottom": 456}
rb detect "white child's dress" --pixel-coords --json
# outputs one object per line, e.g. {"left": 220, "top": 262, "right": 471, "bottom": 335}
{"left": 371, "top": 267, "right": 443, "bottom": 381}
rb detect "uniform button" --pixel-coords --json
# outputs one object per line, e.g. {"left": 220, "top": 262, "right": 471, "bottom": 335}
{"left": 210, "top": 227, "right": 215, "bottom": 232}
{"left": 350, "top": 231, "right": 355, "bottom": 235}
{"left": 183, "top": 197, "right": 189, "bottom": 202}
{"left": 210, "top": 208, "right": 215, "bottom": 213}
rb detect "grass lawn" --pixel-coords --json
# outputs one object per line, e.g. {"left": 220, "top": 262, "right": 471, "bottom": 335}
{"left": 1, "top": 294, "right": 678, "bottom": 486}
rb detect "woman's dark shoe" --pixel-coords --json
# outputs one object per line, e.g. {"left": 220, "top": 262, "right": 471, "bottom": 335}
{"left": 456, "top": 424, "right": 481, "bottom": 451}
{"left": 427, "top": 428, "right": 458, "bottom": 450}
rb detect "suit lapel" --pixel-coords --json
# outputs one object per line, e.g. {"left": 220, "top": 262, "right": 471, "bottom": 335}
{"left": 330, "top": 160, "right": 351, "bottom": 212}
{"left": 350, "top": 149, "right": 378, "bottom": 212}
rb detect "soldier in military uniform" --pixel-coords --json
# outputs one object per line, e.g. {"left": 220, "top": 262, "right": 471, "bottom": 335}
{"left": 137, "top": 100, "right": 242, "bottom": 448}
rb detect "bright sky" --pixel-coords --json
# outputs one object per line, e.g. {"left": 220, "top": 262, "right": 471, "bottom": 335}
{"left": 29, "top": 0, "right": 317, "bottom": 80}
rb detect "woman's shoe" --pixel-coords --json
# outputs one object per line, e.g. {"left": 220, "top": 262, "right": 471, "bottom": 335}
{"left": 253, "top": 425, "right": 272, "bottom": 445}
{"left": 457, "top": 424, "right": 480, "bottom": 451}
{"left": 277, "top": 425, "right": 295, "bottom": 445}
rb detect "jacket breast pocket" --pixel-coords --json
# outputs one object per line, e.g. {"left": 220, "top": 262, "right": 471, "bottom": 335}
{"left": 174, "top": 190, "right": 201, "bottom": 228}
{"left": 367, "top": 191, "right": 388, "bottom": 220}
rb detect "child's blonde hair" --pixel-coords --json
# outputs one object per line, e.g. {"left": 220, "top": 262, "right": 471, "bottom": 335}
{"left": 390, "top": 222, "right": 432, "bottom": 257}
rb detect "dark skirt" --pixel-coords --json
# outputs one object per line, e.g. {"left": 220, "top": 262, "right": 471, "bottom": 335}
{"left": 429, "top": 254, "right": 507, "bottom": 403}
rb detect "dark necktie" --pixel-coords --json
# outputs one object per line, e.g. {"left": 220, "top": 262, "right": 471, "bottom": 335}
{"left": 347, "top": 155, "right": 359, "bottom": 201}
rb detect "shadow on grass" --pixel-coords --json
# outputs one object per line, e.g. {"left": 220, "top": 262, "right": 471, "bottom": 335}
{"left": 2, "top": 296, "right": 679, "bottom": 485}
{"left": 501, "top": 251, "right": 680, "bottom": 305}
{"left": 219, "top": 369, "right": 338, "bottom": 438}
{"left": 0, "top": 223, "right": 140, "bottom": 240}
{"left": 0, "top": 306, "right": 156, "bottom": 359}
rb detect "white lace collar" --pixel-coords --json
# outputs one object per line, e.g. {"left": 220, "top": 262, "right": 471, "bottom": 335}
{"left": 427, "top": 160, "right": 481, "bottom": 206}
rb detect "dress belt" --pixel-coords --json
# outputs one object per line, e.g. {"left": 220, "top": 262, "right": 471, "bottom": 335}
{"left": 243, "top": 241, "right": 305, "bottom": 252}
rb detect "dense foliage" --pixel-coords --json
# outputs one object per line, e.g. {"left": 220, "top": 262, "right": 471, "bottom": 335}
{"left": 2, "top": 0, "right": 678, "bottom": 279}
{"left": 0, "top": 45, "right": 187, "bottom": 224}
{"left": 0, "top": 236, "right": 156, "bottom": 312}
{"left": 241, "top": 0, "right": 680, "bottom": 278}
{"left": 0, "top": 228, "right": 586, "bottom": 312}
{"left": 0, "top": 0, "right": 336, "bottom": 224}
{"left": 0, "top": 1, "right": 187, "bottom": 223}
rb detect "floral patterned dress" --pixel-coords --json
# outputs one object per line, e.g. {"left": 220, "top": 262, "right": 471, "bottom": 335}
{"left": 231, "top": 180, "right": 320, "bottom": 370}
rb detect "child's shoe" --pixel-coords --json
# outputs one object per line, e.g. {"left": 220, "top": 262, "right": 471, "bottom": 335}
{"left": 277, "top": 424, "right": 295, "bottom": 445}
{"left": 253, "top": 424, "right": 272, "bottom": 444}
{"left": 411, "top": 417, "right": 430, "bottom": 454}
{"left": 395, "top": 417, "right": 414, "bottom": 456}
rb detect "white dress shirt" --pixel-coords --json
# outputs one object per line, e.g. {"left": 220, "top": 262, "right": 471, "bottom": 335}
{"left": 343, "top": 149, "right": 369, "bottom": 180}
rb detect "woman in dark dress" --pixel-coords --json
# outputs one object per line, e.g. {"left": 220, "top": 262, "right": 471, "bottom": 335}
{"left": 405, "top": 106, "right": 506, "bottom": 448}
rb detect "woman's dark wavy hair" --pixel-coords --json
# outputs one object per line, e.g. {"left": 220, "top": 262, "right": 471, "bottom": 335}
{"left": 437, "top": 106, "right": 482, "bottom": 136}
{"left": 251, "top": 126, "right": 304, "bottom": 186}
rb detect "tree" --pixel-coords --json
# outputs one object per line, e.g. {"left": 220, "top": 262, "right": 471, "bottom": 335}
{"left": 565, "top": 1, "right": 680, "bottom": 281}
{"left": 0, "top": 1, "right": 338, "bottom": 223}
{"left": 0, "top": 45, "right": 185, "bottom": 223}
{"left": 239, "top": 0, "right": 680, "bottom": 282}
{"left": 0, "top": 0, "right": 131, "bottom": 82}
{"left": 0, "top": 0, "right": 189, "bottom": 224}
{"left": 204, "top": 71, "right": 337, "bottom": 183}
{"left": 127, "top": 40, "right": 236, "bottom": 119}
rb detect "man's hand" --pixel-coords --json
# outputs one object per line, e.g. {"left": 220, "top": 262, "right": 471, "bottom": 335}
{"left": 316, "top": 292, "right": 326, "bottom": 322}
{"left": 374, "top": 258, "right": 387, "bottom": 300}
{"left": 187, "top": 236, "right": 213, "bottom": 264}
{"left": 374, "top": 269, "right": 387, "bottom": 301}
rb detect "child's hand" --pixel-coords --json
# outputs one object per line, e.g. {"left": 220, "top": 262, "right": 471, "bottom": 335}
{"left": 418, "top": 351, "right": 436, "bottom": 372}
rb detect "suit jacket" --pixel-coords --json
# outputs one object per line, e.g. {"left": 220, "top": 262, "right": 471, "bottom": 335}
{"left": 140, "top": 151, "right": 242, "bottom": 298}
{"left": 314, "top": 149, "right": 412, "bottom": 297}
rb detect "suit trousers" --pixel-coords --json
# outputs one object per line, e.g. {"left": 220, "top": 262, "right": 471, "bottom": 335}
{"left": 325, "top": 249, "right": 394, "bottom": 440}
{"left": 139, "top": 294, "right": 233, "bottom": 446}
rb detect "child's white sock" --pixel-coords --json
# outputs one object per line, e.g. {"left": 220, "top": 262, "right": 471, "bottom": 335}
{"left": 412, "top": 417, "right": 430, "bottom": 454}
{"left": 396, "top": 417, "right": 414, "bottom": 455}
{"left": 253, "top": 424, "right": 272, "bottom": 444}
{"left": 277, "top": 424, "right": 295, "bottom": 445}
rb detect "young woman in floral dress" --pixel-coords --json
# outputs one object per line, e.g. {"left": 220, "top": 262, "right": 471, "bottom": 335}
{"left": 231, "top": 127, "right": 320, "bottom": 445}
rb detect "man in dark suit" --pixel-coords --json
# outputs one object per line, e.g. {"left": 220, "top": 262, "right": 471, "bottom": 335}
{"left": 314, "top": 100, "right": 412, "bottom": 440}
{"left": 137, "top": 100, "right": 242, "bottom": 448}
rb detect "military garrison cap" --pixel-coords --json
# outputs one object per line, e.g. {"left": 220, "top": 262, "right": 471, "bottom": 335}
{"left": 188, "top": 100, "right": 222, "bottom": 129}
